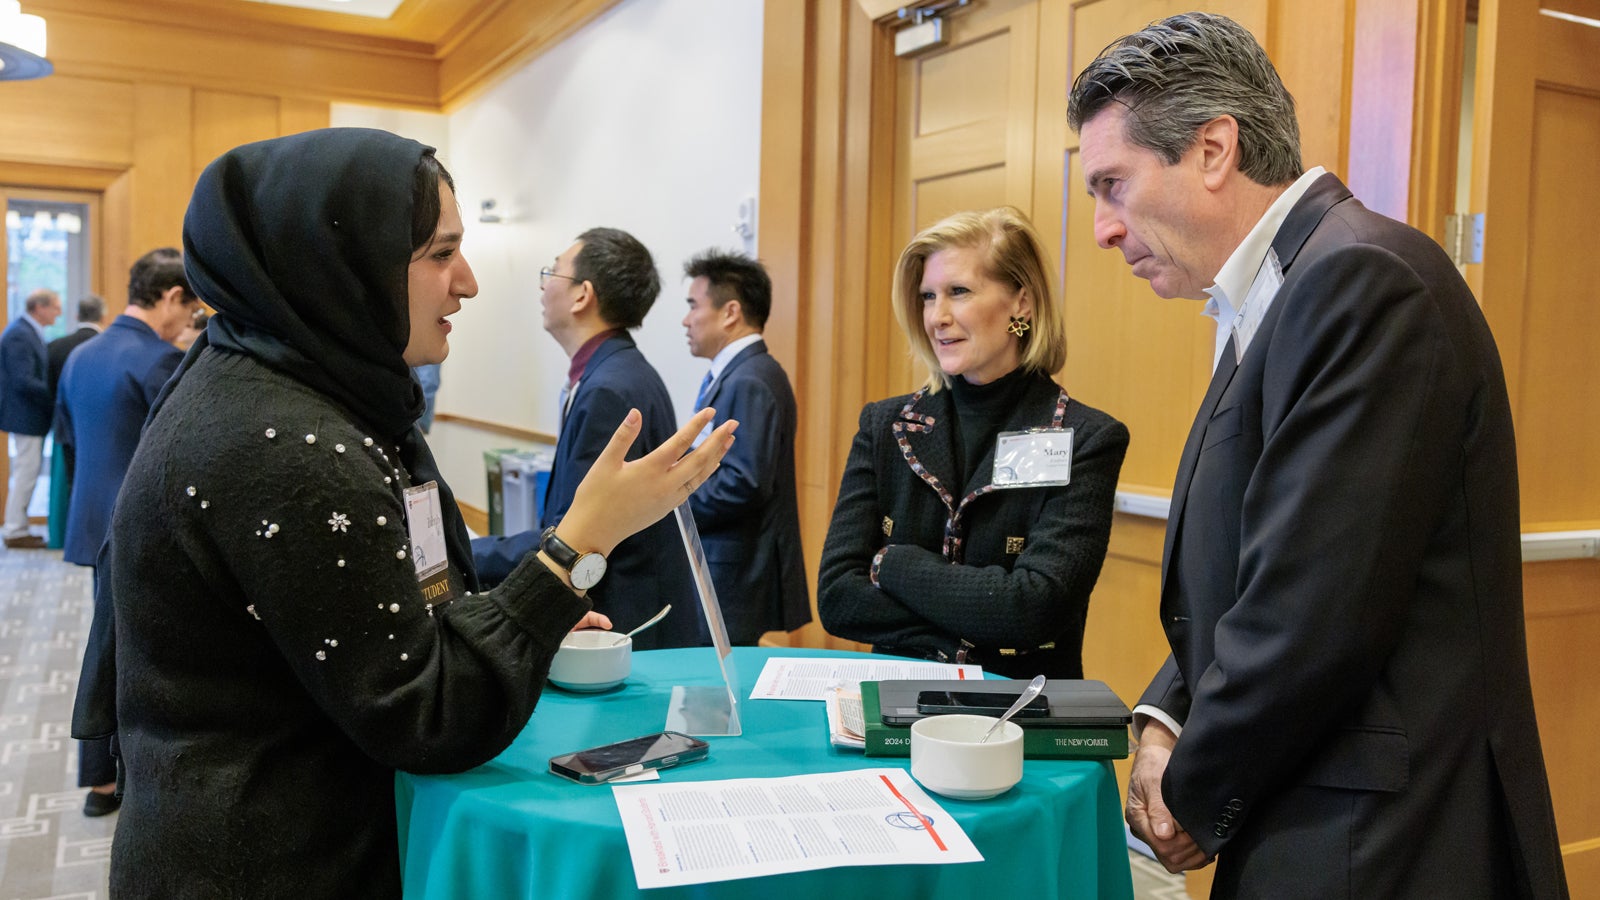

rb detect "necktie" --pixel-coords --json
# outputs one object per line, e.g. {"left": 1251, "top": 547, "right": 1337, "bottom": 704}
{"left": 694, "top": 370, "right": 713, "bottom": 411}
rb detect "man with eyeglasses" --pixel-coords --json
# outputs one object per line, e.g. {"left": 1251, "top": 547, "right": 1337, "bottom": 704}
{"left": 471, "top": 228, "right": 701, "bottom": 649}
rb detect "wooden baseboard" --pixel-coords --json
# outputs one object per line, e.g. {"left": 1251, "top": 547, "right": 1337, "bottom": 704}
{"left": 457, "top": 500, "right": 488, "bottom": 537}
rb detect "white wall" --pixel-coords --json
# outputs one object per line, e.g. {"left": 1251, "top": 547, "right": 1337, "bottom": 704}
{"left": 333, "top": 0, "right": 763, "bottom": 513}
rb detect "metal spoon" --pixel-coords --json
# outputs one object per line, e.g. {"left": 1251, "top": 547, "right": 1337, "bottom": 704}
{"left": 610, "top": 604, "right": 672, "bottom": 646}
{"left": 981, "top": 674, "right": 1048, "bottom": 743}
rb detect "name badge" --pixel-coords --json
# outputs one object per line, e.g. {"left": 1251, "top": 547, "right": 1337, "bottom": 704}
{"left": 404, "top": 480, "right": 450, "bottom": 581}
{"left": 992, "top": 428, "right": 1074, "bottom": 489}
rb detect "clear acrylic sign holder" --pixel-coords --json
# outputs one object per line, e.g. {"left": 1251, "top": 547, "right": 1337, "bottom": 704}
{"left": 663, "top": 501, "right": 742, "bottom": 737}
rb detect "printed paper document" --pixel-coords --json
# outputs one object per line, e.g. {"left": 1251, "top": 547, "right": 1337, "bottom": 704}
{"left": 750, "top": 657, "right": 982, "bottom": 701}
{"left": 612, "top": 768, "right": 982, "bottom": 889}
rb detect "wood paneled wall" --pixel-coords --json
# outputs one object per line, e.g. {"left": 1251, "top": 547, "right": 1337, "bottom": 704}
{"left": 762, "top": 0, "right": 1598, "bottom": 893}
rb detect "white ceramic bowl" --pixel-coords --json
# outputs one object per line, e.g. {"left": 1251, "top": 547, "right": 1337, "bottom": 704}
{"left": 547, "top": 630, "right": 631, "bottom": 692}
{"left": 910, "top": 713, "right": 1024, "bottom": 800}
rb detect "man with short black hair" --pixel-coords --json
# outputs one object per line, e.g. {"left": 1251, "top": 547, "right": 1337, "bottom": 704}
{"left": 1068, "top": 12, "right": 1565, "bottom": 897}
{"left": 59, "top": 247, "right": 195, "bottom": 815}
{"left": 473, "top": 228, "right": 699, "bottom": 649}
{"left": 680, "top": 250, "right": 808, "bottom": 644}
{"left": 1, "top": 288, "right": 62, "bottom": 548}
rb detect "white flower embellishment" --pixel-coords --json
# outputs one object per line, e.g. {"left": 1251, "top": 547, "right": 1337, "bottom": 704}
{"left": 328, "top": 511, "right": 351, "bottom": 533}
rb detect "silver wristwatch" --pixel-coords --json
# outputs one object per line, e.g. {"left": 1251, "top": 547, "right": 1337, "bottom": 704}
{"left": 540, "top": 526, "right": 607, "bottom": 590}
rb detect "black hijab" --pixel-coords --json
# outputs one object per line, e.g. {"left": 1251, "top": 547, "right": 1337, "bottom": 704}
{"left": 165, "top": 127, "right": 478, "bottom": 588}
{"left": 182, "top": 127, "right": 426, "bottom": 439}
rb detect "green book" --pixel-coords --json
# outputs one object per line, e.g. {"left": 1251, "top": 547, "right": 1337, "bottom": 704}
{"left": 859, "top": 681, "right": 1128, "bottom": 760}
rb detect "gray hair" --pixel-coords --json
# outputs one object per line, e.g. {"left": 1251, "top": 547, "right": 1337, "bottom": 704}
{"left": 1067, "top": 12, "right": 1302, "bottom": 187}
{"left": 77, "top": 294, "right": 105, "bottom": 323}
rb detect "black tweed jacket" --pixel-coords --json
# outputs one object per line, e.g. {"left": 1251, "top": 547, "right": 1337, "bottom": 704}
{"left": 818, "top": 372, "right": 1128, "bottom": 678}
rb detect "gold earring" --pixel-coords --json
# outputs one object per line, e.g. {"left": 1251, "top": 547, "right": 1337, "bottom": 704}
{"left": 1007, "top": 316, "right": 1031, "bottom": 338}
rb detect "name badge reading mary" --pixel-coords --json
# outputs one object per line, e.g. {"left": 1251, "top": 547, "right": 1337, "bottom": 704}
{"left": 992, "top": 428, "right": 1074, "bottom": 489}
{"left": 404, "top": 481, "right": 453, "bottom": 602}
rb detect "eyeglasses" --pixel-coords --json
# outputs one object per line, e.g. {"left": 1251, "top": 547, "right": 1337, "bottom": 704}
{"left": 540, "top": 267, "right": 578, "bottom": 289}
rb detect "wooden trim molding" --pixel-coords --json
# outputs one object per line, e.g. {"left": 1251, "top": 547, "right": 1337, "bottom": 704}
{"left": 456, "top": 500, "right": 489, "bottom": 536}
{"left": 433, "top": 412, "right": 556, "bottom": 445}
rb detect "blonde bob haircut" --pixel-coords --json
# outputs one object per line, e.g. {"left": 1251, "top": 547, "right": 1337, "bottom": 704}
{"left": 892, "top": 206, "right": 1067, "bottom": 393}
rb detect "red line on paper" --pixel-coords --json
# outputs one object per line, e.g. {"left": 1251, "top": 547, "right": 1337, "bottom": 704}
{"left": 879, "top": 774, "right": 948, "bottom": 851}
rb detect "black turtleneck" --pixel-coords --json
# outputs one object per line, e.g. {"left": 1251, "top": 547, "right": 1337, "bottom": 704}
{"left": 948, "top": 366, "right": 1035, "bottom": 488}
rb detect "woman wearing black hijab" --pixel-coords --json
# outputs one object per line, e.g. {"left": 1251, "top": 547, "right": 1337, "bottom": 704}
{"left": 78, "top": 129, "right": 733, "bottom": 897}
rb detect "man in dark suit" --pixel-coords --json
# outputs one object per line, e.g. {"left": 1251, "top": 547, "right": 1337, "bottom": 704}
{"left": 1, "top": 288, "right": 62, "bottom": 548}
{"left": 679, "top": 250, "right": 809, "bottom": 645}
{"left": 472, "top": 228, "right": 699, "bottom": 649}
{"left": 1068, "top": 13, "right": 1566, "bottom": 898}
{"left": 46, "top": 295, "right": 107, "bottom": 548}
{"left": 58, "top": 248, "right": 194, "bottom": 816}
{"left": 47, "top": 295, "right": 106, "bottom": 395}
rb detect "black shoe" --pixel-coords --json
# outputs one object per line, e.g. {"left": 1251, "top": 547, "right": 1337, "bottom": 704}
{"left": 83, "top": 789, "right": 121, "bottom": 817}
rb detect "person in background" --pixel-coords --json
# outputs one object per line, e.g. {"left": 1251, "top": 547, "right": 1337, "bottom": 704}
{"left": 46, "top": 294, "right": 106, "bottom": 549}
{"left": 47, "top": 294, "right": 105, "bottom": 394}
{"left": 0, "top": 288, "right": 62, "bottom": 548}
{"left": 69, "top": 128, "right": 734, "bottom": 898}
{"left": 680, "top": 249, "right": 809, "bottom": 645}
{"left": 57, "top": 249, "right": 196, "bottom": 816}
{"left": 412, "top": 362, "right": 441, "bottom": 432}
{"left": 173, "top": 307, "right": 209, "bottom": 352}
{"left": 472, "top": 228, "right": 701, "bottom": 649}
{"left": 1068, "top": 13, "right": 1565, "bottom": 896}
{"left": 818, "top": 207, "right": 1129, "bottom": 678}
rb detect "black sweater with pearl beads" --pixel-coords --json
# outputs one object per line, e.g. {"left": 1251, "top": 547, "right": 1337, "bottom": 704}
{"left": 98, "top": 349, "right": 589, "bottom": 899}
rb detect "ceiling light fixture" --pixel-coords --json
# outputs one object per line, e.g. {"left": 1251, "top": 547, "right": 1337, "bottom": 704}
{"left": 0, "top": 0, "right": 49, "bottom": 80}
{"left": 0, "top": 1, "right": 51, "bottom": 82}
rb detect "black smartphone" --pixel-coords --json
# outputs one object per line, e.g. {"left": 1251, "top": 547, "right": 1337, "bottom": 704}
{"left": 916, "top": 689, "right": 1050, "bottom": 718}
{"left": 549, "top": 731, "right": 710, "bottom": 784}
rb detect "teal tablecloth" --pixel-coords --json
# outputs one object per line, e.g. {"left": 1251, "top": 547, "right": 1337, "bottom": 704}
{"left": 395, "top": 647, "right": 1133, "bottom": 899}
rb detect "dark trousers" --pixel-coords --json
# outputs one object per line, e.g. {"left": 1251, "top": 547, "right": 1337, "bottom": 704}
{"left": 76, "top": 566, "right": 118, "bottom": 788}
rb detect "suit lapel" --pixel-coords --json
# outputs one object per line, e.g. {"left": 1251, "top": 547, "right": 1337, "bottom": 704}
{"left": 895, "top": 389, "right": 959, "bottom": 508}
{"left": 700, "top": 339, "right": 766, "bottom": 411}
{"left": 1161, "top": 338, "right": 1240, "bottom": 605}
{"left": 1271, "top": 173, "right": 1350, "bottom": 272}
{"left": 1158, "top": 174, "right": 1352, "bottom": 601}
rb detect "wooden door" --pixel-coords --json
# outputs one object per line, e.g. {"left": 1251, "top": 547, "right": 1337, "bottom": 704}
{"left": 876, "top": 0, "right": 1041, "bottom": 400}
{"left": 1467, "top": 0, "right": 1600, "bottom": 890}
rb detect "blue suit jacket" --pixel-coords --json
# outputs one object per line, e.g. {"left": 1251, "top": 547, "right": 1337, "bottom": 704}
{"left": 472, "top": 334, "right": 700, "bottom": 649}
{"left": 0, "top": 315, "right": 52, "bottom": 436}
{"left": 56, "top": 316, "right": 183, "bottom": 565}
{"left": 688, "top": 340, "right": 810, "bottom": 643}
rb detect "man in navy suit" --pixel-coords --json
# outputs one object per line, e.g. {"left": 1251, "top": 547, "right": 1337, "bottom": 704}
{"left": 472, "top": 228, "right": 699, "bottom": 649}
{"left": 46, "top": 295, "right": 107, "bottom": 548}
{"left": 1, "top": 288, "right": 62, "bottom": 548}
{"left": 58, "top": 248, "right": 195, "bottom": 815}
{"left": 1069, "top": 13, "right": 1566, "bottom": 897}
{"left": 680, "top": 250, "right": 809, "bottom": 644}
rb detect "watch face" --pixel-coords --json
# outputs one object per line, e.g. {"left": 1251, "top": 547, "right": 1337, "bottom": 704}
{"left": 570, "top": 553, "right": 607, "bottom": 590}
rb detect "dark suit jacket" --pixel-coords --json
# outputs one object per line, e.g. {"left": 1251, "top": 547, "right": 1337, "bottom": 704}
{"left": 0, "top": 315, "right": 52, "bottom": 436}
{"left": 56, "top": 316, "right": 183, "bottom": 566}
{"left": 1144, "top": 174, "right": 1566, "bottom": 898}
{"left": 818, "top": 372, "right": 1128, "bottom": 678}
{"left": 472, "top": 334, "right": 699, "bottom": 649}
{"left": 688, "top": 340, "right": 810, "bottom": 644}
{"left": 48, "top": 325, "right": 100, "bottom": 394}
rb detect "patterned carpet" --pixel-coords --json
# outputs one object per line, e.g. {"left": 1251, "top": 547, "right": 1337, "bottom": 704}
{"left": 0, "top": 545, "right": 113, "bottom": 900}
{"left": 0, "top": 541, "right": 1189, "bottom": 900}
